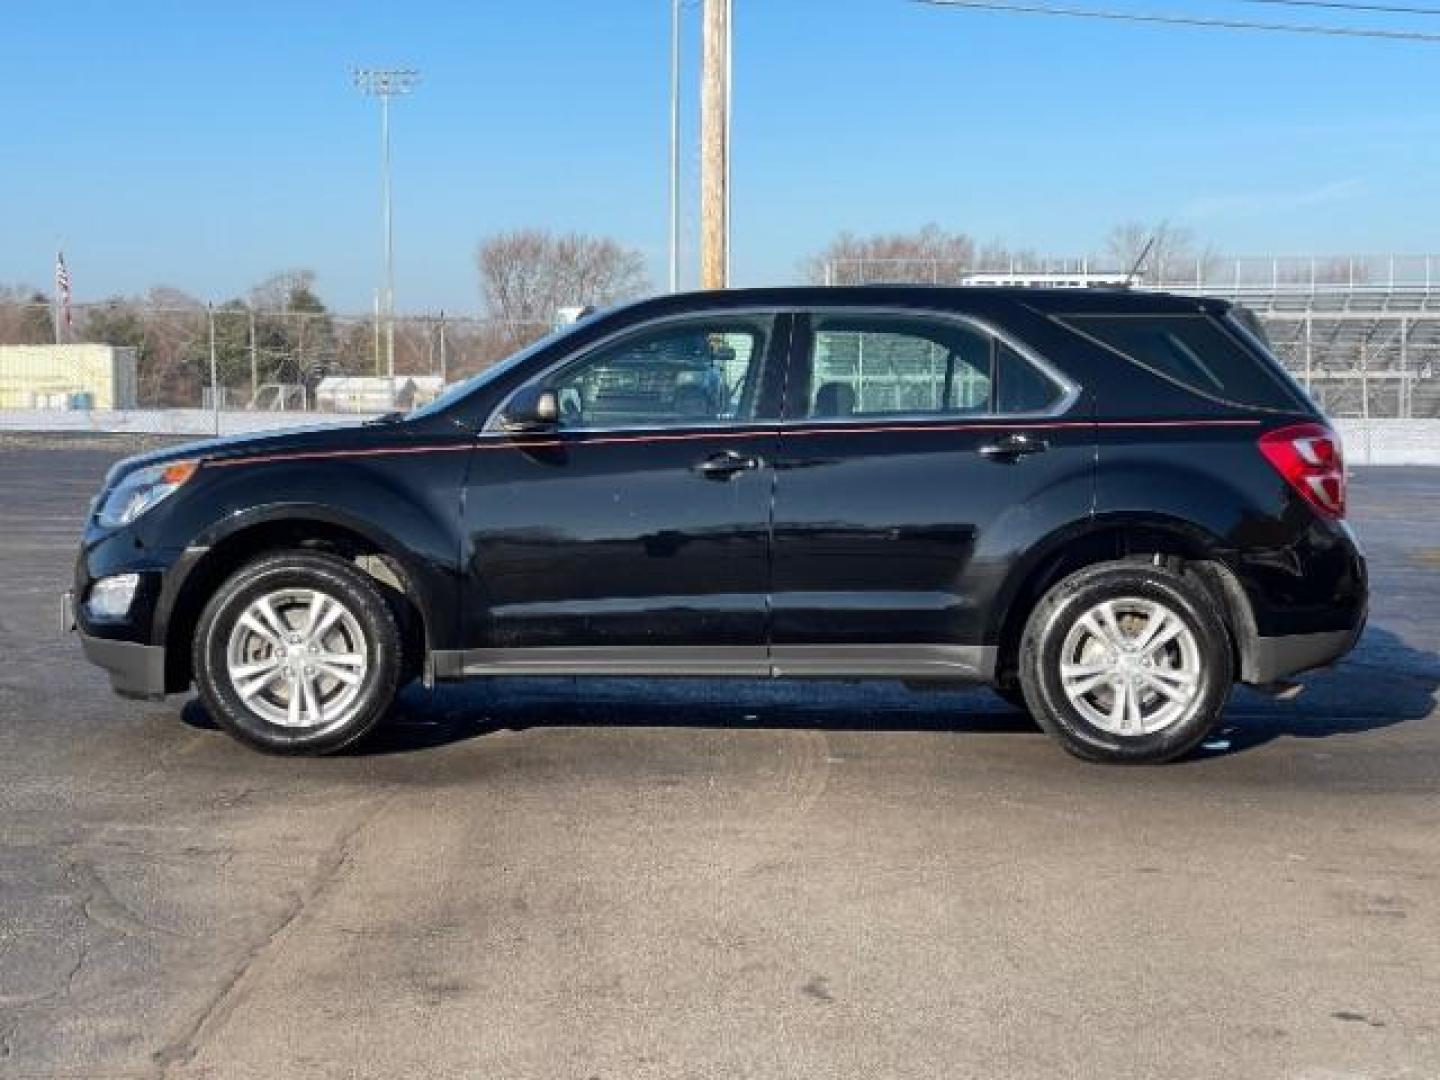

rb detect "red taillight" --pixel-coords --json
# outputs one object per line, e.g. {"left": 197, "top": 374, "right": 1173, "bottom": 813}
{"left": 1258, "top": 423, "right": 1346, "bottom": 518}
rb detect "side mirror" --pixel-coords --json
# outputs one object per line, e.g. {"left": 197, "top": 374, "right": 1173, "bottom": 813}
{"left": 500, "top": 386, "right": 560, "bottom": 432}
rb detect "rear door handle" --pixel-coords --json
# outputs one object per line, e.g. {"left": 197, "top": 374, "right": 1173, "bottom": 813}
{"left": 979, "top": 432, "right": 1049, "bottom": 460}
{"left": 694, "top": 450, "right": 761, "bottom": 479}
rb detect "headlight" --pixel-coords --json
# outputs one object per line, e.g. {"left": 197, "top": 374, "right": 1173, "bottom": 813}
{"left": 96, "top": 460, "right": 199, "bottom": 527}
{"left": 87, "top": 573, "right": 140, "bottom": 618}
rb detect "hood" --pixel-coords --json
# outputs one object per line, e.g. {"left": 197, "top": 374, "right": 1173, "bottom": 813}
{"left": 102, "top": 419, "right": 382, "bottom": 488}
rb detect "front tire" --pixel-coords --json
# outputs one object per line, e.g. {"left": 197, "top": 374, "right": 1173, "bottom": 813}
{"left": 192, "top": 552, "right": 403, "bottom": 754}
{"left": 1018, "top": 560, "right": 1233, "bottom": 764}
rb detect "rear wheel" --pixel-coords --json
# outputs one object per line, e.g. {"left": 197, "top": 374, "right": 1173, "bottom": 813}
{"left": 193, "top": 552, "right": 403, "bottom": 754}
{"left": 1019, "top": 561, "right": 1233, "bottom": 764}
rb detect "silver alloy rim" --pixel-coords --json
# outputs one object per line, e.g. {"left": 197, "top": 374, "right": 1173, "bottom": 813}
{"left": 224, "top": 588, "right": 369, "bottom": 730}
{"left": 1059, "top": 596, "right": 1202, "bottom": 737}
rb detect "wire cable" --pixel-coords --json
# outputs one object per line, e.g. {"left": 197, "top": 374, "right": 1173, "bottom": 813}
{"left": 913, "top": 0, "right": 1440, "bottom": 40}
{"left": 1237, "top": 0, "right": 1440, "bottom": 17}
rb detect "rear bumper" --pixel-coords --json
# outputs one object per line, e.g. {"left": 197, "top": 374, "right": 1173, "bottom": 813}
{"left": 78, "top": 630, "right": 168, "bottom": 701}
{"left": 1248, "top": 623, "right": 1364, "bottom": 684}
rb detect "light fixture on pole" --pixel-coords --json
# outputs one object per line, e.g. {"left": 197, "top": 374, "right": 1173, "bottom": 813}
{"left": 351, "top": 66, "right": 420, "bottom": 406}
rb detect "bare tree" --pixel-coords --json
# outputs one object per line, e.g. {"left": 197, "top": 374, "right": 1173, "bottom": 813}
{"left": 801, "top": 224, "right": 984, "bottom": 285}
{"left": 248, "top": 269, "right": 320, "bottom": 311}
{"left": 476, "top": 229, "right": 649, "bottom": 331}
{"left": 1105, "top": 221, "right": 1216, "bottom": 285}
{"left": 0, "top": 285, "right": 55, "bottom": 344}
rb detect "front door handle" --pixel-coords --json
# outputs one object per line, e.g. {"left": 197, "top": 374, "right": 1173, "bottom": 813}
{"left": 979, "top": 432, "right": 1049, "bottom": 460}
{"left": 694, "top": 450, "right": 761, "bottom": 479}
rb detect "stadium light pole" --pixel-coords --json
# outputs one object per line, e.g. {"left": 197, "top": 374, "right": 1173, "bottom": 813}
{"left": 352, "top": 67, "right": 420, "bottom": 406}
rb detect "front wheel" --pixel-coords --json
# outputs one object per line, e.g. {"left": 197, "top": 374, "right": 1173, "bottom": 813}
{"left": 193, "top": 552, "right": 403, "bottom": 754}
{"left": 1018, "top": 561, "right": 1233, "bottom": 764}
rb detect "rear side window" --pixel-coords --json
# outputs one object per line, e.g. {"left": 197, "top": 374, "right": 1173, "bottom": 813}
{"left": 799, "top": 313, "right": 1067, "bottom": 420}
{"left": 1061, "top": 313, "right": 1306, "bottom": 411}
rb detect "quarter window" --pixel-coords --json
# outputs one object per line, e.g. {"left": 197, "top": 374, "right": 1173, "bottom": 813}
{"left": 1060, "top": 313, "right": 1307, "bottom": 411}
{"left": 541, "top": 317, "right": 770, "bottom": 429}
{"left": 798, "top": 313, "right": 1065, "bottom": 419}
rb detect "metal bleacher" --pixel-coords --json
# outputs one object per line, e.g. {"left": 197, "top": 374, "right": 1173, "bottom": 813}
{"left": 1148, "top": 256, "right": 1440, "bottom": 420}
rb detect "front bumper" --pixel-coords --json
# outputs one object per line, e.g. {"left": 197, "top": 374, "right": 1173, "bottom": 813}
{"left": 71, "top": 522, "right": 204, "bottom": 700}
{"left": 67, "top": 586, "right": 169, "bottom": 700}
{"left": 77, "top": 628, "right": 169, "bottom": 700}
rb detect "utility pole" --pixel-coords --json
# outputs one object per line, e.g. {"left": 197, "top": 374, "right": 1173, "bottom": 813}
{"left": 352, "top": 67, "right": 420, "bottom": 407}
{"left": 372, "top": 289, "right": 382, "bottom": 376}
{"left": 700, "top": 0, "right": 730, "bottom": 290}
{"left": 668, "top": 0, "right": 681, "bottom": 292}
{"left": 438, "top": 311, "right": 447, "bottom": 385}
{"left": 207, "top": 302, "right": 220, "bottom": 435}
{"left": 725, "top": 0, "right": 733, "bottom": 285}
{"left": 249, "top": 306, "right": 258, "bottom": 406}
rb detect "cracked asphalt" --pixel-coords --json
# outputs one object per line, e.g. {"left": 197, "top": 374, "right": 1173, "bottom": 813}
{"left": 2, "top": 439, "right": 1438, "bottom": 1080}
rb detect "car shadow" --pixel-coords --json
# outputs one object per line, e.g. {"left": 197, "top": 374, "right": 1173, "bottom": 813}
{"left": 1189, "top": 622, "right": 1438, "bottom": 760}
{"left": 368, "top": 623, "right": 1437, "bottom": 760}
{"left": 356, "top": 679, "right": 1039, "bottom": 756}
{"left": 180, "top": 623, "right": 1436, "bottom": 761}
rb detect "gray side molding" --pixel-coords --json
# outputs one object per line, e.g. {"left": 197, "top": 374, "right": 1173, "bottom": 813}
{"left": 428, "top": 644, "right": 996, "bottom": 683}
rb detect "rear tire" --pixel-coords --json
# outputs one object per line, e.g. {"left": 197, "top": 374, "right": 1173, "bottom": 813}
{"left": 192, "top": 551, "right": 403, "bottom": 754}
{"left": 1018, "top": 560, "right": 1233, "bottom": 764}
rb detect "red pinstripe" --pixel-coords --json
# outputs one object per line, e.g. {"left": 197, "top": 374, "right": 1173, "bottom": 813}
{"left": 202, "top": 417, "right": 1264, "bottom": 469}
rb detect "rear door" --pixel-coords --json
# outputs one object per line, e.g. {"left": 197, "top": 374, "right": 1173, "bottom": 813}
{"left": 767, "top": 306, "right": 1095, "bottom": 678}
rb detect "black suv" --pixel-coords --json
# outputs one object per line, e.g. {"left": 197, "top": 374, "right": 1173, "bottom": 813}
{"left": 70, "top": 287, "right": 1367, "bottom": 764}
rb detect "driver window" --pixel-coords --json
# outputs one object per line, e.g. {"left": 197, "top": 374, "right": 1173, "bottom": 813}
{"left": 544, "top": 318, "right": 768, "bottom": 429}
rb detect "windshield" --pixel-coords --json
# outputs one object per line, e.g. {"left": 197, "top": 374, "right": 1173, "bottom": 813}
{"left": 405, "top": 323, "right": 579, "bottom": 422}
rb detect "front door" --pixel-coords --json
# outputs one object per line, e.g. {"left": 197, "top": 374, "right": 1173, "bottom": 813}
{"left": 460, "top": 312, "right": 788, "bottom": 674}
{"left": 768, "top": 307, "right": 1094, "bottom": 679}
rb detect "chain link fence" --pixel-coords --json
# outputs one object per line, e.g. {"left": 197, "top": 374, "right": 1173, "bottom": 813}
{"left": 821, "top": 253, "right": 1440, "bottom": 293}
{"left": 0, "top": 299, "right": 551, "bottom": 425}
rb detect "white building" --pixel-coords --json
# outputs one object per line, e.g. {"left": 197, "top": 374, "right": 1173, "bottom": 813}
{"left": 313, "top": 375, "right": 445, "bottom": 413}
{"left": 0, "top": 344, "right": 139, "bottom": 409}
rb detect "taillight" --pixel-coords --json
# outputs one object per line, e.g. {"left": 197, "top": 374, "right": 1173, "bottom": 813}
{"left": 1258, "top": 422, "right": 1346, "bottom": 518}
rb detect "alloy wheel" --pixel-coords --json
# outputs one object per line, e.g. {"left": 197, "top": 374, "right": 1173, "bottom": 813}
{"left": 1058, "top": 596, "right": 1202, "bottom": 737}
{"left": 224, "top": 587, "right": 369, "bottom": 730}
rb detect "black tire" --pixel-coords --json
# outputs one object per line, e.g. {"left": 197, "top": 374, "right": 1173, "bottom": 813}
{"left": 1018, "top": 560, "right": 1233, "bottom": 764}
{"left": 192, "top": 551, "right": 404, "bottom": 755}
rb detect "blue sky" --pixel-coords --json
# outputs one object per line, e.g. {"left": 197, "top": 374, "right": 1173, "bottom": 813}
{"left": 6, "top": 0, "right": 1440, "bottom": 314}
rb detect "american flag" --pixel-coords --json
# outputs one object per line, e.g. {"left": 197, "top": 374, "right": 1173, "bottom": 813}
{"left": 55, "top": 251, "right": 72, "bottom": 333}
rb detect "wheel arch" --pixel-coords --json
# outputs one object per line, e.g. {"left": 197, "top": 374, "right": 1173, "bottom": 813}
{"left": 990, "top": 513, "right": 1259, "bottom": 689}
{"left": 158, "top": 508, "right": 433, "bottom": 694}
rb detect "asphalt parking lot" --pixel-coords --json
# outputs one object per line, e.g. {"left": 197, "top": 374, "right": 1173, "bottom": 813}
{"left": 2, "top": 438, "right": 1437, "bottom": 1080}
